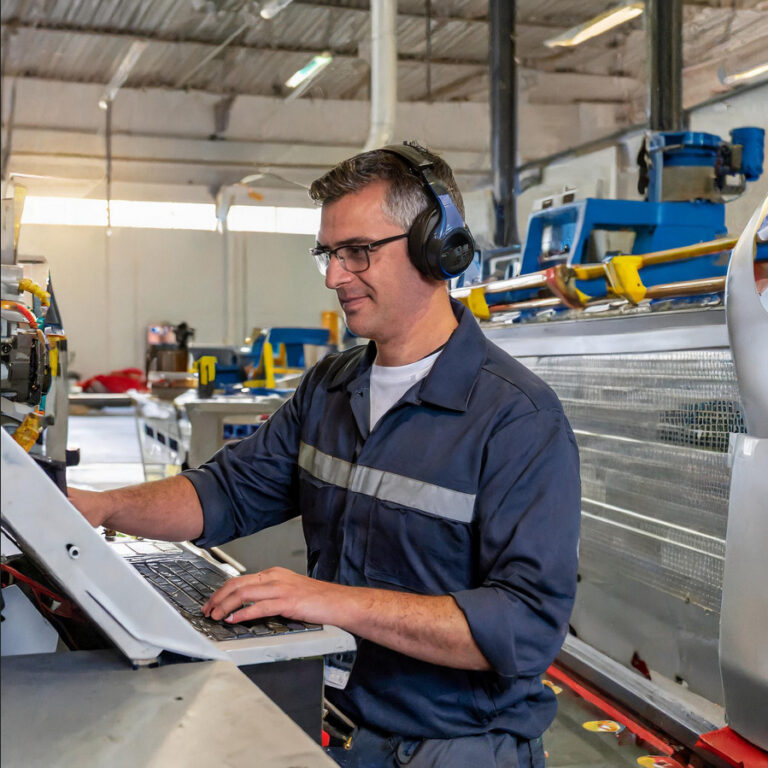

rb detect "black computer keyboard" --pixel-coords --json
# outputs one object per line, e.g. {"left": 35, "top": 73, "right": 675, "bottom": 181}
{"left": 130, "top": 555, "right": 321, "bottom": 641}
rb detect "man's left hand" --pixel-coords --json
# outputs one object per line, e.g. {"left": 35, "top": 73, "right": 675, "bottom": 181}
{"left": 202, "top": 566, "right": 491, "bottom": 671}
{"left": 201, "top": 567, "right": 337, "bottom": 625}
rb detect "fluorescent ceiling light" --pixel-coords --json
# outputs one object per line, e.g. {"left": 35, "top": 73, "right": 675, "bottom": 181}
{"left": 98, "top": 39, "right": 148, "bottom": 109}
{"left": 260, "top": 0, "right": 294, "bottom": 20}
{"left": 544, "top": 2, "right": 644, "bottom": 49}
{"left": 285, "top": 52, "right": 333, "bottom": 89}
{"left": 720, "top": 61, "right": 768, "bottom": 86}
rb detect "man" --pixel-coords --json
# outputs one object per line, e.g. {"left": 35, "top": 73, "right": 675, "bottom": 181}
{"left": 70, "top": 143, "right": 580, "bottom": 768}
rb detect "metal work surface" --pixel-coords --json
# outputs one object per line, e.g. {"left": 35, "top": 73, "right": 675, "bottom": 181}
{"left": 483, "top": 306, "right": 729, "bottom": 356}
{"left": 0, "top": 651, "right": 336, "bottom": 768}
{"left": 67, "top": 408, "right": 146, "bottom": 490}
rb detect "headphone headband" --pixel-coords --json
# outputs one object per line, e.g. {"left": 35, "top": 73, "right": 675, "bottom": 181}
{"left": 379, "top": 143, "right": 475, "bottom": 280}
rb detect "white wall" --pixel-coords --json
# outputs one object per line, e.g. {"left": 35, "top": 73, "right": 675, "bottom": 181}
{"left": 223, "top": 230, "right": 341, "bottom": 347}
{"left": 16, "top": 224, "right": 337, "bottom": 379}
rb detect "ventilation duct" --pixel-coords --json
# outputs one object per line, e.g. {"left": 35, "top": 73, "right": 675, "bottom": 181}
{"left": 364, "top": 0, "right": 397, "bottom": 151}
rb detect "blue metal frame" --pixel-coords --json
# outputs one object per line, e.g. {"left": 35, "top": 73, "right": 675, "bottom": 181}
{"left": 498, "top": 199, "right": 729, "bottom": 304}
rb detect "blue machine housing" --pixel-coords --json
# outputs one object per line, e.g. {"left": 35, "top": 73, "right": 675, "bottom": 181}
{"left": 483, "top": 127, "right": 765, "bottom": 308}
{"left": 515, "top": 198, "right": 729, "bottom": 302}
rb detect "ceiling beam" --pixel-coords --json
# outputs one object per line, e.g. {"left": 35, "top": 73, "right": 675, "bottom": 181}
{"left": 0, "top": 19, "right": 488, "bottom": 67}
{"left": 426, "top": 69, "right": 488, "bottom": 101}
{"left": 289, "top": 0, "right": 585, "bottom": 29}
{"left": 290, "top": 0, "right": 490, "bottom": 25}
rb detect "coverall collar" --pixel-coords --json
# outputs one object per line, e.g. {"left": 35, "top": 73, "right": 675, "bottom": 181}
{"left": 327, "top": 299, "right": 485, "bottom": 414}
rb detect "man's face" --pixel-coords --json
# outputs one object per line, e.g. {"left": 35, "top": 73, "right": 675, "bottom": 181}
{"left": 318, "top": 180, "right": 437, "bottom": 344}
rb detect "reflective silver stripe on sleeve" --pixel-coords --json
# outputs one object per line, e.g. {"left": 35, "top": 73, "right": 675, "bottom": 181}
{"left": 298, "top": 441, "right": 475, "bottom": 523}
{"left": 299, "top": 441, "right": 354, "bottom": 489}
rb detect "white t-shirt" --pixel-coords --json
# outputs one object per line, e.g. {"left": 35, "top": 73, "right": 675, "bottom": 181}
{"left": 370, "top": 350, "right": 442, "bottom": 430}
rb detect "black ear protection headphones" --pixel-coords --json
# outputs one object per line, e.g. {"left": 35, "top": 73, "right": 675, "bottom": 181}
{"left": 379, "top": 143, "right": 476, "bottom": 280}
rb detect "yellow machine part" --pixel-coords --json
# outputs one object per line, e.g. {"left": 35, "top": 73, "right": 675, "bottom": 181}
{"left": 245, "top": 340, "right": 276, "bottom": 390}
{"left": 193, "top": 355, "right": 217, "bottom": 386}
{"left": 604, "top": 255, "right": 647, "bottom": 304}
{"left": 13, "top": 412, "right": 44, "bottom": 453}
{"left": 18, "top": 278, "right": 51, "bottom": 308}
{"left": 457, "top": 287, "right": 490, "bottom": 320}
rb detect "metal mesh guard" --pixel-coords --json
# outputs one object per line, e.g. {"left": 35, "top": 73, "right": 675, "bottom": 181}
{"left": 520, "top": 350, "right": 743, "bottom": 614}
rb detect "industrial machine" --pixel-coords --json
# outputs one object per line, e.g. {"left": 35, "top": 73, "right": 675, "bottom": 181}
{"left": 1, "top": 184, "right": 71, "bottom": 490}
{"left": 456, "top": 127, "right": 765, "bottom": 317}
{"left": 453, "top": 129, "right": 767, "bottom": 764}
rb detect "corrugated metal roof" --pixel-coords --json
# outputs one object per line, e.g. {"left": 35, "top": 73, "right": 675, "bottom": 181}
{"left": 2, "top": 0, "right": 767, "bottom": 104}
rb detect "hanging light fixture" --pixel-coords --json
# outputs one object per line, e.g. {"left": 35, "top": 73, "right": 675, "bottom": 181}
{"left": 260, "top": 0, "right": 294, "bottom": 20}
{"left": 544, "top": 1, "right": 644, "bottom": 49}
{"left": 284, "top": 52, "right": 333, "bottom": 98}
{"left": 719, "top": 61, "right": 768, "bottom": 86}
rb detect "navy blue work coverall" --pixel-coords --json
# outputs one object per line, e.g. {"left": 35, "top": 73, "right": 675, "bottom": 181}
{"left": 184, "top": 300, "right": 581, "bottom": 759}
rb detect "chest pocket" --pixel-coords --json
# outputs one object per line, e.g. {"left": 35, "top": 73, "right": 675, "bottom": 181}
{"left": 363, "top": 499, "right": 475, "bottom": 595}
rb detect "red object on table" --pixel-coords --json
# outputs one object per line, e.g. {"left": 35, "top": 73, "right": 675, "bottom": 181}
{"left": 79, "top": 367, "right": 148, "bottom": 394}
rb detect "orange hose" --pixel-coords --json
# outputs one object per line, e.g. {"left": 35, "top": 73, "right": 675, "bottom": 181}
{"left": 1, "top": 300, "right": 38, "bottom": 326}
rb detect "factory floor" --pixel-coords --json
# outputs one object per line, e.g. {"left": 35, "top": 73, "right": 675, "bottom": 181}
{"left": 67, "top": 406, "right": 675, "bottom": 768}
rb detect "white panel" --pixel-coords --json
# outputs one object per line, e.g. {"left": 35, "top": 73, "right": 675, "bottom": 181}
{"left": 16, "top": 224, "right": 111, "bottom": 379}
{"left": 238, "top": 231, "right": 340, "bottom": 330}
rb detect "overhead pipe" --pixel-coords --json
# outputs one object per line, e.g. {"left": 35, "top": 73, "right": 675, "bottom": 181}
{"left": 364, "top": 0, "right": 397, "bottom": 151}
{"left": 489, "top": 0, "right": 520, "bottom": 248}
{"left": 646, "top": 0, "right": 683, "bottom": 131}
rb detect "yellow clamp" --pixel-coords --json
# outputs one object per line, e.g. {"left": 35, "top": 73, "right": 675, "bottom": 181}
{"left": 18, "top": 278, "right": 51, "bottom": 307}
{"left": 193, "top": 355, "right": 217, "bottom": 387}
{"left": 457, "top": 287, "right": 490, "bottom": 321}
{"left": 603, "top": 255, "right": 646, "bottom": 304}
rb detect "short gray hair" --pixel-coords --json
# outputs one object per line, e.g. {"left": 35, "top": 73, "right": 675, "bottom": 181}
{"left": 309, "top": 142, "right": 464, "bottom": 230}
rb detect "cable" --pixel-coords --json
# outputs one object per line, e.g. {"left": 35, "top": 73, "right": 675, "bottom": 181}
{"left": 0, "top": 299, "right": 38, "bottom": 326}
{"left": 1, "top": 563, "right": 82, "bottom": 648}
{"left": 0, "top": 563, "right": 84, "bottom": 622}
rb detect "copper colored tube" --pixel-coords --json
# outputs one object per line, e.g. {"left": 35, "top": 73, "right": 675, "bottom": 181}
{"left": 644, "top": 276, "right": 726, "bottom": 298}
{"left": 489, "top": 297, "right": 562, "bottom": 313}
{"left": 641, "top": 238, "right": 737, "bottom": 266}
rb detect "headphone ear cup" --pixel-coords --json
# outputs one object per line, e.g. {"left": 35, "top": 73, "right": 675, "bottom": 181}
{"left": 408, "top": 208, "right": 441, "bottom": 278}
{"left": 437, "top": 227, "right": 475, "bottom": 278}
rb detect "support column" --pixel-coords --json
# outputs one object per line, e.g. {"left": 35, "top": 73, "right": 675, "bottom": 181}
{"left": 489, "top": 0, "right": 520, "bottom": 248}
{"left": 647, "top": 0, "right": 683, "bottom": 132}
